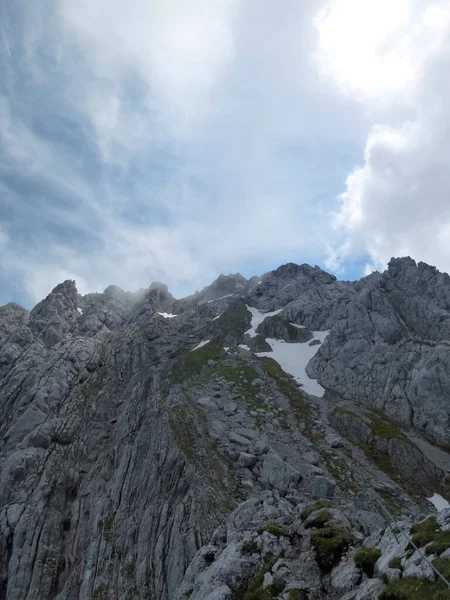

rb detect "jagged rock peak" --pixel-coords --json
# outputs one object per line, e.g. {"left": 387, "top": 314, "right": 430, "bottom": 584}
{"left": 274, "top": 261, "right": 337, "bottom": 282}
{"left": 387, "top": 255, "right": 417, "bottom": 273}
{"left": 147, "top": 281, "right": 173, "bottom": 303}
{"left": 103, "top": 284, "right": 126, "bottom": 296}
{"left": 195, "top": 273, "right": 247, "bottom": 302}
{"left": 211, "top": 272, "right": 247, "bottom": 286}
{"left": 31, "top": 279, "right": 78, "bottom": 315}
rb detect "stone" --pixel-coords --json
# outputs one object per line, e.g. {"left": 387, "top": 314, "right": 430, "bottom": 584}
{"left": 259, "top": 454, "right": 301, "bottom": 491}
{"left": 196, "top": 397, "right": 217, "bottom": 410}
{"left": 251, "top": 378, "right": 265, "bottom": 387}
{"left": 254, "top": 441, "right": 270, "bottom": 456}
{"left": 237, "top": 453, "right": 258, "bottom": 468}
{"left": 224, "top": 401, "right": 238, "bottom": 416}
{"left": 228, "top": 432, "right": 251, "bottom": 446}
{"left": 331, "top": 558, "right": 361, "bottom": 594}
{"left": 311, "top": 476, "right": 336, "bottom": 499}
{"left": 2, "top": 258, "right": 450, "bottom": 600}
{"left": 263, "top": 572, "right": 274, "bottom": 588}
{"left": 325, "top": 432, "right": 344, "bottom": 448}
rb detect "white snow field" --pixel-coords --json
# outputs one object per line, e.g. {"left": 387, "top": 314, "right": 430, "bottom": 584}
{"left": 245, "top": 305, "right": 283, "bottom": 337}
{"left": 427, "top": 493, "right": 450, "bottom": 511}
{"left": 256, "top": 331, "right": 329, "bottom": 397}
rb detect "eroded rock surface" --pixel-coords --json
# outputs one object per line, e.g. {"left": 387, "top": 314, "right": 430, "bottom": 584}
{"left": 1, "top": 257, "right": 450, "bottom": 599}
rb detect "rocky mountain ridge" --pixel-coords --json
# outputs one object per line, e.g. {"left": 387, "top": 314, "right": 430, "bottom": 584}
{"left": 1, "top": 256, "right": 450, "bottom": 599}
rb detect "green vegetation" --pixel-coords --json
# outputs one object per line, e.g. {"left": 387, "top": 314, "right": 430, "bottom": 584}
{"left": 433, "top": 558, "right": 450, "bottom": 580}
{"left": 300, "top": 500, "right": 331, "bottom": 521}
{"left": 379, "top": 557, "right": 450, "bottom": 599}
{"left": 353, "top": 548, "right": 381, "bottom": 577}
{"left": 379, "top": 577, "right": 450, "bottom": 599}
{"left": 231, "top": 558, "right": 280, "bottom": 600}
{"left": 310, "top": 527, "right": 355, "bottom": 571}
{"left": 379, "top": 489, "right": 402, "bottom": 515}
{"left": 305, "top": 510, "right": 333, "bottom": 530}
{"left": 98, "top": 514, "right": 114, "bottom": 543}
{"left": 91, "top": 584, "right": 108, "bottom": 600}
{"left": 315, "top": 447, "right": 362, "bottom": 494}
{"left": 241, "top": 540, "right": 259, "bottom": 556}
{"left": 240, "top": 572, "right": 284, "bottom": 600}
{"left": 171, "top": 343, "right": 226, "bottom": 384}
{"left": 364, "top": 412, "right": 409, "bottom": 442}
{"left": 259, "top": 356, "right": 310, "bottom": 424}
{"left": 426, "top": 531, "right": 450, "bottom": 556}
{"left": 360, "top": 411, "right": 425, "bottom": 496}
{"left": 256, "top": 315, "right": 311, "bottom": 343}
{"left": 125, "top": 587, "right": 138, "bottom": 600}
{"left": 363, "top": 445, "right": 399, "bottom": 480}
{"left": 190, "top": 356, "right": 280, "bottom": 428}
{"left": 257, "top": 523, "right": 289, "bottom": 537}
{"left": 249, "top": 334, "right": 272, "bottom": 352}
{"left": 77, "top": 365, "right": 110, "bottom": 414}
{"left": 168, "top": 402, "right": 236, "bottom": 513}
{"left": 332, "top": 407, "right": 360, "bottom": 419}
{"left": 410, "top": 517, "right": 440, "bottom": 547}
{"left": 212, "top": 306, "right": 252, "bottom": 343}
{"left": 389, "top": 557, "right": 402, "bottom": 570}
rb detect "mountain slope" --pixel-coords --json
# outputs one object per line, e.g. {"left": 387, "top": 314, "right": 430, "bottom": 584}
{"left": 0, "top": 258, "right": 450, "bottom": 599}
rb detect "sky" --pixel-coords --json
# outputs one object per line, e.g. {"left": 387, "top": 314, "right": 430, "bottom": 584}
{"left": 1, "top": 0, "right": 450, "bottom": 308}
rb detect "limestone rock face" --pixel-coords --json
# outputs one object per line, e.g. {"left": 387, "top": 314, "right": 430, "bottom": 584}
{"left": 308, "top": 257, "right": 450, "bottom": 444}
{"left": 1, "top": 257, "right": 450, "bottom": 599}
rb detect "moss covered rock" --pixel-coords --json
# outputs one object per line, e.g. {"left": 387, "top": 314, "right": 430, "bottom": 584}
{"left": 310, "top": 526, "right": 355, "bottom": 571}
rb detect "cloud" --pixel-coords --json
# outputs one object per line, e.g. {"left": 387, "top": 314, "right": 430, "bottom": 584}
{"left": 58, "top": 0, "right": 238, "bottom": 142}
{"left": 321, "top": 0, "right": 450, "bottom": 275}
{"left": 0, "top": 0, "right": 368, "bottom": 307}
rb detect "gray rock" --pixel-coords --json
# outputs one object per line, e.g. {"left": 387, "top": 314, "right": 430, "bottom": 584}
{"left": 260, "top": 454, "right": 301, "bottom": 491}
{"left": 251, "top": 378, "right": 265, "bottom": 387}
{"left": 2, "top": 258, "right": 450, "bottom": 600}
{"left": 224, "top": 401, "right": 238, "bottom": 416}
{"left": 331, "top": 558, "right": 361, "bottom": 593}
{"left": 237, "top": 453, "right": 258, "bottom": 468}
{"left": 311, "top": 476, "right": 336, "bottom": 499}
{"left": 196, "top": 396, "right": 217, "bottom": 410}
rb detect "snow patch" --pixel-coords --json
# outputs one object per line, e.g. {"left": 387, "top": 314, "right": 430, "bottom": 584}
{"left": 158, "top": 312, "right": 178, "bottom": 319}
{"left": 191, "top": 340, "right": 211, "bottom": 352}
{"left": 256, "top": 330, "right": 330, "bottom": 397}
{"left": 290, "top": 323, "right": 305, "bottom": 329}
{"left": 239, "top": 344, "right": 250, "bottom": 351}
{"left": 207, "top": 293, "right": 234, "bottom": 303}
{"left": 245, "top": 305, "right": 283, "bottom": 337}
{"left": 77, "top": 308, "right": 83, "bottom": 315}
{"left": 212, "top": 315, "right": 221, "bottom": 321}
{"left": 224, "top": 347, "right": 230, "bottom": 352}
{"left": 257, "top": 281, "right": 262, "bottom": 284}
{"left": 427, "top": 493, "right": 450, "bottom": 511}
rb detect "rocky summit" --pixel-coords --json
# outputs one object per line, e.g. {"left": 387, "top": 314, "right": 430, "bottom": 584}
{"left": 1, "top": 257, "right": 450, "bottom": 600}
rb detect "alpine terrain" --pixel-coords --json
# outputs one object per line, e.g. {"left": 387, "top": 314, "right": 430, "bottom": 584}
{"left": 1, "top": 256, "right": 450, "bottom": 600}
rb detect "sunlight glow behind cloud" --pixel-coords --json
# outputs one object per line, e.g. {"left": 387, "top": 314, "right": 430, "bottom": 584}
{"left": 321, "top": 0, "right": 450, "bottom": 276}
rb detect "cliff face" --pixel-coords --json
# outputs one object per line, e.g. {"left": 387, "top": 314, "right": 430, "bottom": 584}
{"left": 0, "top": 258, "right": 449, "bottom": 600}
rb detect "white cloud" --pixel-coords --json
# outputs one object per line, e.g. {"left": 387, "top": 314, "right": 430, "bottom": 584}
{"left": 320, "top": 0, "right": 450, "bottom": 275}
{"left": 1, "top": 0, "right": 371, "bottom": 306}
{"left": 314, "top": 0, "right": 450, "bottom": 105}
{"left": 58, "top": 0, "right": 238, "bottom": 141}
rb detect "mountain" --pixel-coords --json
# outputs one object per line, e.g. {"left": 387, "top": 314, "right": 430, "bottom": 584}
{"left": 1, "top": 257, "right": 450, "bottom": 600}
